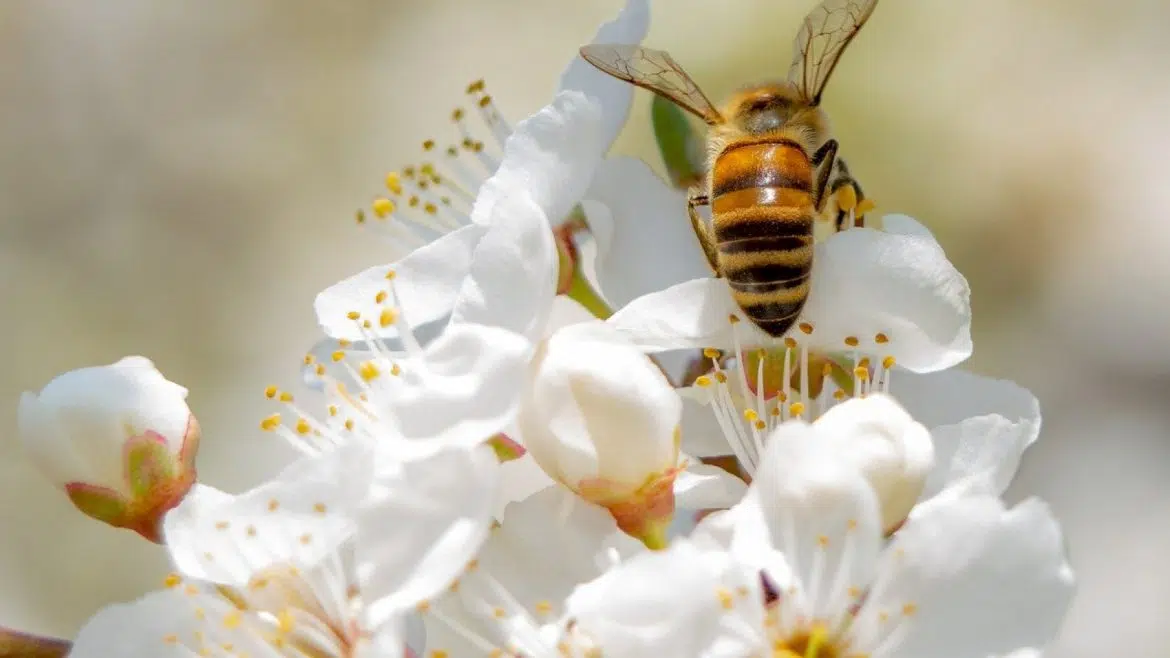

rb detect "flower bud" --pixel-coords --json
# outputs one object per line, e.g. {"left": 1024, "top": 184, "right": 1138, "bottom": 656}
{"left": 519, "top": 324, "right": 681, "bottom": 548}
{"left": 18, "top": 356, "right": 200, "bottom": 542}
{"left": 812, "top": 394, "right": 934, "bottom": 534}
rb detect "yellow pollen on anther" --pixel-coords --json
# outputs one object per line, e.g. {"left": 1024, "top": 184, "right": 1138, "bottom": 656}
{"left": 355, "top": 209, "right": 366, "bottom": 225}
{"left": 478, "top": 95, "right": 493, "bottom": 108}
{"left": 770, "top": 406, "right": 781, "bottom": 417}
{"left": 313, "top": 502, "right": 327, "bottom": 514}
{"left": 385, "top": 172, "right": 403, "bottom": 195}
{"left": 303, "top": 354, "right": 314, "bottom": 365}
{"left": 422, "top": 139, "right": 435, "bottom": 151}
{"left": 279, "top": 391, "right": 293, "bottom": 403}
{"left": 854, "top": 366, "right": 869, "bottom": 380}
{"left": 784, "top": 337, "right": 798, "bottom": 349}
{"left": 703, "top": 347, "right": 721, "bottom": 359}
{"left": 361, "top": 319, "right": 372, "bottom": 329}
{"left": 384, "top": 269, "right": 397, "bottom": 281}
{"left": 359, "top": 361, "right": 381, "bottom": 382}
{"left": 799, "top": 322, "right": 814, "bottom": 334}
{"left": 844, "top": 336, "right": 860, "bottom": 347}
{"left": 424, "top": 202, "right": 438, "bottom": 215}
{"left": 331, "top": 351, "right": 345, "bottom": 362}
{"left": 822, "top": 362, "right": 833, "bottom": 377}
{"left": 344, "top": 419, "right": 355, "bottom": 431}
{"left": 451, "top": 108, "right": 465, "bottom": 121}
{"left": 164, "top": 573, "right": 182, "bottom": 588}
{"left": 295, "top": 418, "right": 311, "bottom": 435}
{"left": 346, "top": 311, "right": 361, "bottom": 321}
{"left": 695, "top": 375, "right": 712, "bottom": 387}
{"left": 315, "top": 364, "right": 326, "bottom": 376}
{"left": 744, "top": 409, "right": 760, "bottom": 422}
{"left": 715, "top": 371, "right": 728, "bottom": 384}
{"left": 403, "top": 166, "right": 416, "bottom": 178}
{"left": 755, "top": 420, "right": 766, "bottom": 430}
{"left": 430, "top": 651, "right": 449, "bottom": 658}
{"left": 902, "top": 603, "right": 918, "bottom": 617}
{"left": 380, "top": 308, "right": 397, "bottom": 328}
{"left": 717, "top": 588, "right": 735, "bottom": 610}
{"left": 408, "top": 195, "right": 420, "bottom": 208}
{"left": 848, "top": 518, "right": 859, "bottom": 530}
{"left": 299, "top": 533, "right": 312, "bottom": 545}
{"left": 535, "top": 600, "right": 553, "bottom": 615}
{"left": 338, "top": 338, "right": 352, "bottom": 347}
{"left": 834, "top": 389, "right": 847, "bottom": 400}
{"left": 492, "top": 607, "right": 507, "bottom": 619}
{"left": 848, "top": 586, "right": 861, "bottom": 599}
{"left": 372, "top": 198, "right": 395, "bottom": 218}
{"left": 467, "top": 79, "right": 486, "bottom": 94}
{"left": 215, "top": 521, "right": 229, "bottom": 531}
{"left": 817, "top": 534, "right": 830, "bottom": 548}
{"left": 223, "top": 611, "right": 242, "bottom": 629}
{"left": 263, "top": 385, "right": 278, "bottom": 399}
{"left": 875, "top": 332, "right": 890, "bottom": 344}
{"left": 790, "top": 402, "right": 806, "bottom": 417}
{"left": 260, "top": 414, "right": 281, "bottom": 431}
{"left": 728, "top": 314, "right": 741, "bottom": 324}
{"left": 883, "top": 356, "right": 897, "bottom": 369}
{"left": 374, "top": 290, "right": 388, "bottom": 304}
{"left": 858, "top": 357, "right": 871, "bottom": 369}
{"left": 268, "top": 499, "right": 280, "bottom": 512}
{"left": 390, "top": 363, "right": 402, "bottom": 376}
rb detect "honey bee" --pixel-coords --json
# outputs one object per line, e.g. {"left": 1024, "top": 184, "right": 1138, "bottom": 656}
{"left": 580, "top": 0, "right": 878, "bottom": 337}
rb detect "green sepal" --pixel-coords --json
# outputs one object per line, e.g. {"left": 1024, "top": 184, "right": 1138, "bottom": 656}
{"left": 485, "top": 433, "right": 526, "bottom": 463}
{"left": 124, "top": 432, "right": 178, "bottom": 499}
{"left": 64, "top": 483, "right": 128, "bottom": 527}
{"left": 651, "top": 94, "right": 705, "bottom": 189}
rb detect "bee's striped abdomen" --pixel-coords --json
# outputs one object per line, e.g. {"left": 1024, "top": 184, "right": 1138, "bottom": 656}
{"left": 710, "top": 139, "right": 816, "bottom": 337}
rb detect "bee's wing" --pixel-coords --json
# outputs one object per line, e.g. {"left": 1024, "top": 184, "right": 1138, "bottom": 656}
{"left": 787, "top": 0, "right": 879, "bottom": 105}
{"left": 579, "top": 44, "right": 725, "bottom": 125}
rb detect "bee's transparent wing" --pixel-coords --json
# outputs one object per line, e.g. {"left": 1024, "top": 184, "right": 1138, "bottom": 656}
{"left": 580, "top": 44, "right": 724, "bottom": 124}
{"left": 787, "top": 0, "right": 879, "bottom": 105}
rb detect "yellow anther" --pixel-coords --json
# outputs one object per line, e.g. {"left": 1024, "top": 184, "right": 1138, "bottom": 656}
{"left": 346, "top": 311, "right": 361, "bottom": 321}
{"left": 695, "top": 375, "right": 712, "bottom": 387}
{"left": 784, "top": 337, "right": 798, "bottom": 349}
{"left": 268, "top": 499, "right": 280, "bottom": 512}
{"left": 260, "top": 414, "right": 281, "bottom": 431}
{"left": 331, "top": 351, "right": 345, "bottom": 362}
{"left": 163, "top": 634, "right": 178, "bottom": 645}
{"left": 754, "top": 419, "right": 766, "bottom": 430}
{"left": 303, "top": 354, "right": 314, "bottom": 365}
{"left": 359, "top": 361, "right": 381, "bottom": 382}
{"left": 848, "top": 586, "right": 861, "bottom": 599}
{"left": 327, "top": 404, "right": 338, "bottom": 417}
{"left": 339, "top": 338, "right": 353, "bottom": 346}
{"left": 822, "top": 362, "right": 833, "bottom": 376}
{"left": 315, "top": 364, "right": 326, "bottom": 376}
{"left": 717, "top": 588, "right": 735, "bottom": 610}
{"left": 372, "top": 198, "right": 395, "bottom": 218}
{"left": 856, "top": 198, "right": 877, "bottom": 216}
{"left": 431, "top": 651, "right": 450, "bottom": 658}
{"left": 777, "top": 391, "right": 788, "bottom": 402}
{"left": 451, "top": 108, "right": 465, "bottom": 121}
{"left": 420, "top": 163, "right": 435, "bottom": 176}
{"left": 466, "top": 79, "right": 485, "bottom": 94}
{"left": 422, "top": 139, "right": 435, "bottom": 151}
{"left": 264, "top": 385, "right": 278, "bottom": 399}
{"left": 379, "top": 308, "right": 397, "bottom": 328}
{"left": 478, "top": 95, "right": 493, "bottom": 108}
{"left": 789, "top": 402, "right": 806, "bottom": 417}
{"left": 214, "top": 520, "right": 229, "bottom": 530}
{"left": 728, "top": 314, "right": 741, "bottom": 324}
{"left": 408, "top": 195, "right": 420, "bottom": 207}
{"left": 874, "top": 332, "right": 890, "bottom": 344}
{"left": 703, "top": 347, "right": 721, "bottom": 359}
{"left": 361, "top": 319, "right": 372, "bottom": 329}
{"left": 770, "top": 406, "right": 781, "bottom": 416}
{"left": 798, "top": 322, "right": 814, "bottom": 334}
{"left": 385, "top": 172, "right": 403, "bottom": 195}
{"left": 164, "top": 573, "right": 182, "bottom": 588}
{"left": 374, "top": 290, "right": 388, "bottom": 304}
{"left": 714, "top": 371, "right": 728, "bottom": 384}
{"left": 882, "top": 356, "right": 896, "bottom": 370}
{"left": 223, "top": 611, "right": 242, "bottom": 629}
{"left": 466, "top": 558, "right": 479, "bottom": 570}
{"left": 299, "top": 533, "right": 312, "bottom": 545}
{"left": 833, "top": 389, "right": 847, "bottom": 400}
{"left": 384, "top": 269, "right": 396, "bottom": 281}
{"left": 424, "top": 202, "right": 438, "bottom": 214}
{"left": 854, "top": 366, "right": 870, "bottom": 380}
{"left": 535, "top": 600, "right": 553, "bottom": 615}
{"left": 278, "top": 391, "right": 293, "bottom": 403}
{"left": 492, "top": 607, "right": 507, "bottom": 619}
{"left": 744, "top": 409, "right": 759, "bottom": 422}
{"left": 403, "top": 166, "right": 416, "bottom": 178}
{"left": 902, "top": 602, "right": 918, "bottom": 617}
{"left": 446, "top": 146, "right": 458, "bottom": 157}
{"left": 344, "top": 419, "right": 355, "bottom": 431}
{"left": 295, "top": 418, "right": 311, "bottom": 435}
{"left": 313, "top": 503, "right": 327, "bottom": 514}
{"left": 844, "top": 335, "right": 860, "bottom": 347}
{"left": 355, "top": 209, "right": 366, "bottom": 224}
{"left": 817, "top": 534, "right": 830, "bottom": 548}
{"left": 847, "top": 518, "right": 859, "bottom": 530}
{"left": 837, "top": 184, "right": 858, "bottom": 212}
{"left": 390, "top": 363, "right": 402, "bottom": 376}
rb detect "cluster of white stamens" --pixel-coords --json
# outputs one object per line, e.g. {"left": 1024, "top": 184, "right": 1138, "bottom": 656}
{"left": 358, "top": 80, "right": 513, "bottom": 253}
{"left": 694, "top": 319, "right": 898, "bottom": 475}
{"left": 260, "top": 269, "right": 418, "bottom": 456}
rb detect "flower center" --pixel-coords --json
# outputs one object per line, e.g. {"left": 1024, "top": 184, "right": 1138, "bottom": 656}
{"left": 772, "top": 626, "right": 845, "bottom": 658}
{"left": 690, "top": 322, "right": 898, "bottom": 475}
{"left": 357, "top": 80, "right": 512, "bottom": 256}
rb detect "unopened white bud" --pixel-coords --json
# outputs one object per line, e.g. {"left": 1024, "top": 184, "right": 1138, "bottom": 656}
{"left": 18, "top": 356, "right": 200, "bottom": 542}
{"left": 519, "top": 324, "right": 681, "bottom": 547}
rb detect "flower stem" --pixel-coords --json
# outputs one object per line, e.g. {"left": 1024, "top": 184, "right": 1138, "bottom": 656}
{"left": 565, "top": 269, "right": 613, "bottom": 320}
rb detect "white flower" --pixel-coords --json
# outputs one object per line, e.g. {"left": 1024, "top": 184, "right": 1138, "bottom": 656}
{"left": 69, "top": 441, "right": 501, "bottom": 658}
{"left": 314, "top": 0, "right": 650, "bottom": 340}
{"left": 17, "top": 356, "right": 200, "bottom": 542}
{"left": 696, "top": 429, "right": 1075, "bottom": 658}
{"left": 518, "top": 323, "right": 684, "bottom": 547}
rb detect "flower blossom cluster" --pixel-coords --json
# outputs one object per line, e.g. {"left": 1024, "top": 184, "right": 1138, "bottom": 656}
{"left": 8, "top": 2, "right": 1074, "bottom": 657}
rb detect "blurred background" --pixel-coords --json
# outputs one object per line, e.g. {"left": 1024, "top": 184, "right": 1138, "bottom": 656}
{"left": 1, "top": 1, "right": 1166, "bottom": 655}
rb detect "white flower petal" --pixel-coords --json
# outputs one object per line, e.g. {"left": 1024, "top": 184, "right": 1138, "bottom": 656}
{"left": 163, "top": 446, "right": 370, "bottom": 586}
{"left": 557, "top": 0, "right": 651, "bottom": 149}
{"left": 732, "top": 424, "right": 882, "bottom": 621}
{"left": 566, "top": 540, "right": 727, "bottom": 658}
{"left": 813, "top": 395, "right": 934, "bottom": 533}
{"left": 587, "top": 157, "right": 709, "bottom": 308}
{"left": 893, "top": 368, "right": 1041, "bottom": 499}
{"left": 373, "top": 323, "right": 532, "bottom": 448}
{"left": 673, "top": 458, "right": 748, "bottom": 511}
{"left": 314, "top": 224, "right": 484, "bottom": 340}
{"left": 545, "top": 295, "right": 601, "bottom": 338}
{"left": 493, "top": 454, "right": 557, "bottom": 521}
{"left": 607, "top": 277, "right": 743, "bottom": 351}
{"left": 800, "top": 218, "right": 972, "bottom": 372}
{"left": 359, "top": 444, "right": 500, "bottom": 626}
{"left": 853, "top": 496, "right": 1074, "bottom": 658}
{"left": 678, "top": 386, "right": 739, "bottom": 458}
{"left": 451, "top": 91, "right": 605, "bottom": 340}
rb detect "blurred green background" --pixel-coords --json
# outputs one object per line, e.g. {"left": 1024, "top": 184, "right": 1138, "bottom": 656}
{"left": 2, "top": 2, "right": 1167, "bottom": 655}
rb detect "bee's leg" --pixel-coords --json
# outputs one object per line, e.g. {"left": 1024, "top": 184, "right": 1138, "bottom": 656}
{"left": 827, "top": 157, "right": 872, "bottom": 231}
{"left": 688, "top": 189, "right": 720, "bottom": 274}
{"left": 810, "top": 138, "right": 839, "bottom": 213}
